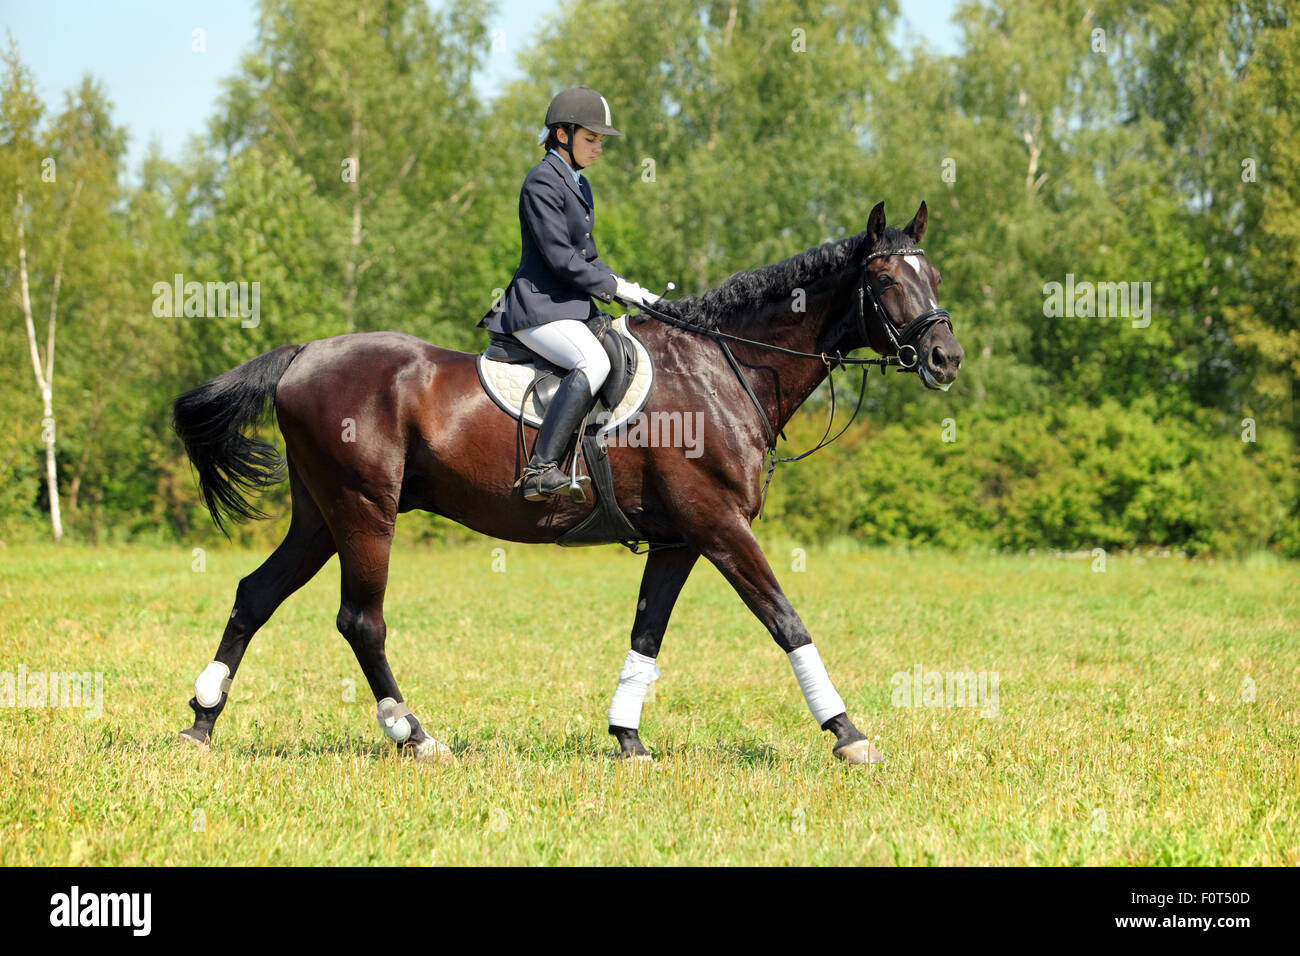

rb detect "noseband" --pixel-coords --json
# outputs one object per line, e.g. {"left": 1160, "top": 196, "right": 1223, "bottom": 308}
{"left": 858, "top": 248, "right": 953, "bottom": 370}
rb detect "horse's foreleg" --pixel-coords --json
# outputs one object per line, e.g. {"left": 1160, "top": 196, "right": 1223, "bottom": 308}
{"left": 695, "top": 514, "right": 882, "bottom": 765}
{"left": 608, "top": 545, "right": 699, "bottom": 760}
{"left": 180, "top": 466, "right": 335, "bottom": 746}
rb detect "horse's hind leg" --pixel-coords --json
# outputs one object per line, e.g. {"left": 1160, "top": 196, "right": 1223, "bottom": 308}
{"left": 327, "top": 492, "right": 454, "bottom": 764}
{"left": 180, "top": 462, "right": 336, "bottom": 746}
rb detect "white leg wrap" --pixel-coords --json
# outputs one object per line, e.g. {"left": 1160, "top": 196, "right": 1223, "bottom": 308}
{"left": 788, "top": 644, "right": 846, "bottom": 726}
{"left": 377, "top": 697, "right": 412, "bottom": 743}
{"left": 607, "top": 650, "right": 660, "bottom": 730}
{"left": 194, "top": 661, "right": 231, "bottom": 708}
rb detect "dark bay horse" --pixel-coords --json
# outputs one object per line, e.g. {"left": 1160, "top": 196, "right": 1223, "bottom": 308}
{"left": 172, "top": 201, "right": 962, "bottom": 764}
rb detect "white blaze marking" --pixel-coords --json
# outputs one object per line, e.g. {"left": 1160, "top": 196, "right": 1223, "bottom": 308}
{"left": 903, "top": 255, "right": 939, "bottom": 309}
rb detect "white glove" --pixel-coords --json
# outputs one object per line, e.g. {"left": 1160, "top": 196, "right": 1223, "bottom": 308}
{"left": 614, "top": 275, "right": 662, "bottom": 307}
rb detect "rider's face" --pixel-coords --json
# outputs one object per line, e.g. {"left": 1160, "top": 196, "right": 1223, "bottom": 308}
{"left": 559, "top": 127, "right": 603, "bottom": 168}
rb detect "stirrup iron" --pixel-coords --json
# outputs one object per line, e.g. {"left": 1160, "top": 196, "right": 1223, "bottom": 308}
{"left": 567, "top": 444, "right": 589, "bottom": 503}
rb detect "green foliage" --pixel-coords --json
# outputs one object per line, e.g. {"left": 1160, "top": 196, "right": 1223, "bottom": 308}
{"left": 768, "top": 400, "right": 1295, "bottom": 557}
{"left": 0, "top": 1, "right": 1296, "bottom": 554}
{"left": 182, "top": 147, "right": 345, "bottom": 376}
{"left": 209, "top": 0, "right": 496, "bottom": 349}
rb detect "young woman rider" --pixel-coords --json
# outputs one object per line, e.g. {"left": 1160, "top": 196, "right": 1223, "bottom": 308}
{"left": 482, "top": 85, "right": 660, "bottom": 501}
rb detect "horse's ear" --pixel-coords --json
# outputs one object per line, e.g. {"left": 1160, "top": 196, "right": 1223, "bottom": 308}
{"left": 865, "top": 201, "right": 886, "bottom": 250}
{"left": 904, "top": 201, "right": 928, "bottom": 243}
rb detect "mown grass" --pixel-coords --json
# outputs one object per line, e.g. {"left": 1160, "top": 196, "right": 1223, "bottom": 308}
{"left": 0, "top": 536, "right": 1296, "bottom": 865}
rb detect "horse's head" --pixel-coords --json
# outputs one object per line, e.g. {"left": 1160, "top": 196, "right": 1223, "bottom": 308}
{"left": 854, "top": 201, "right": 963, "bottom": 390}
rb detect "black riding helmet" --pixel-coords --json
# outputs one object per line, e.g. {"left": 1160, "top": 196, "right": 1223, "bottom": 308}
{"left": 541, "top": 86, "right": 621, "bottom": 169}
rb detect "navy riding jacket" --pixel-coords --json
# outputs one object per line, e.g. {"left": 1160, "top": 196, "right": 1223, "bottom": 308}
{"left": 482, "top": 150, "right": 618, "bottom": 334}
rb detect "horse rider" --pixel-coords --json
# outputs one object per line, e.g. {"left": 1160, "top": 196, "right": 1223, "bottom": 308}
{"left": 480, "top": 85, "right": 661, "bottom": 501}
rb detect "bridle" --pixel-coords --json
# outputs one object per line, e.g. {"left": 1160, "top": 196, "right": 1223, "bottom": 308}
{"left": 857, "top": 247, "right": 953, "bottom": 372}
{"left": 636, "top": 246, "right": 952, "bottom": 371}
{"left": 632, "top": 244, "right": 955, "bottom": 514}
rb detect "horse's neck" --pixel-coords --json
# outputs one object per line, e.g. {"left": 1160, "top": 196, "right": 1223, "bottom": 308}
{"left": 713, "top": 273, "right": 855, "bottom": 440}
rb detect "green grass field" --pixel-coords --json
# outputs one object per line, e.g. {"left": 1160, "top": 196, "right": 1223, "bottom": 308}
{"left": 1, "top": 537, "right": 1296, "bottom": 865}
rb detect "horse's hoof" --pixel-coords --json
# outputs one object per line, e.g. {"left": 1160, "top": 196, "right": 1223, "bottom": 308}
{"left": 177, "top": 729, "right": 210, "bottom": 749}
{"left": 833, "top": 738, "right": 883, "bottom": 765}
{"left": 616, "top": 751, "right": 654, "bottom": 763}
{"left": 407, "top": 735, "right": 456, "bottom": 765}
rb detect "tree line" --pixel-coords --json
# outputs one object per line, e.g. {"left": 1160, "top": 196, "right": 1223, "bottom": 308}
{"left": 2, "top": 0, "right": 1295, "bottom": 555}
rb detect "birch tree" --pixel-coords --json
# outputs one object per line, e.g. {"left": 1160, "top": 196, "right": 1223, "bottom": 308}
{"left": 3, "top": 38, "right": 63, "bottom": 539}
{"left": 2, "top": 41, "right": 125, "bottom": 540}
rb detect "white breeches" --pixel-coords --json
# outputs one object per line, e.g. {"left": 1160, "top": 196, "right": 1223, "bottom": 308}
{"left": 513, "top": 320, "right": 610, "bottom": 398}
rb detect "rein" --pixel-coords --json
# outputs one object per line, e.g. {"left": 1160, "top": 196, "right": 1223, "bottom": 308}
{"left": 632, "top": 246, "right": 953, "bottom": 515}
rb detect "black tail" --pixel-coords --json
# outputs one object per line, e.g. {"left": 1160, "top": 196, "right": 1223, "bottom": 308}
{"left": 172, "top": 344, "right": 305, "bottom": 537}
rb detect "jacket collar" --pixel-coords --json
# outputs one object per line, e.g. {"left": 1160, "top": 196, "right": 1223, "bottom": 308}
{"left": 547, "top": 148, "right": 583, "bottom": 185}
{"left": 543, "top": 150, "right": 590, "bottom": 208}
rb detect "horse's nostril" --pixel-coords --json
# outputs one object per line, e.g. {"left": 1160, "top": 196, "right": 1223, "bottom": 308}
{"left": 932, "top": 344, "right": 962, "bottom": 373}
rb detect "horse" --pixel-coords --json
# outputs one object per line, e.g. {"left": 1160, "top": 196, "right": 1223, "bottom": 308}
{"left": 171, "top": 200, "right": 963, "bottom": 765}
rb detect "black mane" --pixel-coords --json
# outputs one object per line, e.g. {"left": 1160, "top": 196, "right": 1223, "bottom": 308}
{"left": 651, "top": 225, "right": 916, "bottom": 330}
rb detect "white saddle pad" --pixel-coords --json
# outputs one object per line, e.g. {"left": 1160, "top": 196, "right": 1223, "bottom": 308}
{"left": 476, "top": 315, "right": 654, "bottom": 431}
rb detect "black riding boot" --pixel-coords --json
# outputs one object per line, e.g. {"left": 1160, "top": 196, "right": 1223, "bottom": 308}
{"left": 519, "top": 367, "right": 595, "bottom": 502}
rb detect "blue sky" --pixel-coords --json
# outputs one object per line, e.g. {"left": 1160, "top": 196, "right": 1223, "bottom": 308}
{"left": 4, "top": 0, "right": 962, "bottom": 179}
